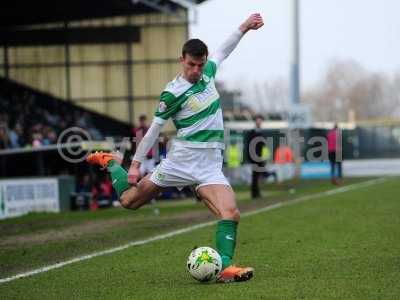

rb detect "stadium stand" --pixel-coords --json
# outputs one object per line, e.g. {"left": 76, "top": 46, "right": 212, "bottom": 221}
{"left": 0, "top": 77, "right": 131, "bottom": 150}
{"left": 0, "top": 77, "right": 133, "bottom": 182}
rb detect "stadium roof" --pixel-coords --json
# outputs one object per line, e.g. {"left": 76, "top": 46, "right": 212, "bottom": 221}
{"left": 0, "top": 0, "right": 207, "bottom": 28}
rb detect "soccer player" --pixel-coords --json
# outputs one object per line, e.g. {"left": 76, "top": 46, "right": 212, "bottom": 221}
{"left": 87, "top": 13, "right": 264, "bottom": 283}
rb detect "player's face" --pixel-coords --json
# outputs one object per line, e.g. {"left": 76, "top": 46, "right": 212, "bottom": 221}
{"left": 180, "top": 54, "right": 207, "bottom": 84}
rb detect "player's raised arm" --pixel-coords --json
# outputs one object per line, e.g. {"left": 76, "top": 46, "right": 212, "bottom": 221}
{"left": 210, "top": 13, "right": 264, "bottom": 67}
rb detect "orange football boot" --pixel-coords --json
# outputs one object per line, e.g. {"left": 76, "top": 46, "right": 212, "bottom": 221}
{"left": 216, "top": 265, "right": 254, "bottom": 283}
{"left": 86, "top": 151, "right": 118, "bottom": 169}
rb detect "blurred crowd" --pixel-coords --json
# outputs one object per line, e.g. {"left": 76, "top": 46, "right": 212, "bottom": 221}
{"left": 74, "top": 173, "right": 116, "bottom": 209}
{"left": 0, "top": 92, "right": 104, "bottom": 150}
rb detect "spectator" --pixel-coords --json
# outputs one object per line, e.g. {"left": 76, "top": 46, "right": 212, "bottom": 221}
{"left": 9, "top": 123, "right": 26, "bottom": 148}
{"left": 327, "top": 124, "right": 343, "bottom": 185}
{"left": 246, "top": 115, "right": 268, "bottom": 199}
{"left": 46, "top": 129, "right": 58, "bottom": 145}
{"left": 133, "top": 115, "right": 160, "bottom": 215}
{"left": 44, "top": 111, "right": 59, "bottom": 127}
{"left": 274, "top": 140, "right": 295, "bottom": 183}
{"left": 32, "top": 132, "right": 43, "bottom": 148}
{"left": 75, "top": 111, "right": 88, "bottom": 128}
{"left": 133, "top": 115, "right": 156, "bottom": 177}
{"left": 225, "top": 141, "right": 242, "bottom": 185}
{"left": 99, "top": 176, "right": 114, "bottom": 207}
{"left": 226, "top": 142, "right": 242, "bottom": 169}
{"left": 0, "top": 126, "right": 10, "bottom": 150}
{"left": 261, "top": 145, "right": 277, "bottom": 183}
{"left": 0, "top": 87, "right": 114, "bottom": 151}
{"left": 158, "top": 133, "right": 169, "bottom": 161}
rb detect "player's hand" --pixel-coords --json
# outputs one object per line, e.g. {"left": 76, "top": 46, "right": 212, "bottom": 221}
{"left": 128, "top": 162, "right": 141, "bottom": 185}
{"left": 240, "top": 13, "right": 264, "bottom": 33}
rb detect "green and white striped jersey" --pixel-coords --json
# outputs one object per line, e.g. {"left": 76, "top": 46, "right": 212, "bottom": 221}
{"left": 154, "top": 59, "right": 225, "bottom": 149}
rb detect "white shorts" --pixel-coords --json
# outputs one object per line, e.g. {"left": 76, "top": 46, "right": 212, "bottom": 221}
{"left": 150, "top": 145, "right": 230, "bottom": 190}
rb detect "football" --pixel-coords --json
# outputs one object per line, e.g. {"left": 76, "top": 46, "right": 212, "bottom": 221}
{"left": 187, "top": 246, "right": 222, "bottom": 282}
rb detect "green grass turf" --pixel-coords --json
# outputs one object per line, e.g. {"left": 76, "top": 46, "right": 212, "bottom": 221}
{"left": 0, "top": 177, "right": 399, "bottom": 299}
{"left": 0, "top": 178, "right": 366, "bottom": 277}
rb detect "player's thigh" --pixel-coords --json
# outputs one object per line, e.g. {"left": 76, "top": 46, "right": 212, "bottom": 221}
{"left": 138, "top": 174, "right": 164, "bottom": 198}
{"left": 122, "top": 174, "right": 163, "bottom": 205}
{"left": 197, "top": 184, "right": 239, "bottom": 220}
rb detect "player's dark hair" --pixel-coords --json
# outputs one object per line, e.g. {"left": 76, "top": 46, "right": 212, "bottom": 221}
{"left": 182, "top": 39, "right": 208, "bottom": 58}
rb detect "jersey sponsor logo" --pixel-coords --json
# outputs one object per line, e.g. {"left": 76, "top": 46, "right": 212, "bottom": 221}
{"left": 159, "top": 102, "right": 167, "bottom": 113}
{"left": 185, "top": 84, "right": 219, "bottom": 113}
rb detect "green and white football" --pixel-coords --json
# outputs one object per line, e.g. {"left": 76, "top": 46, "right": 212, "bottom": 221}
{"left": 187, "top": 246, "right": 222, "bottom": 282}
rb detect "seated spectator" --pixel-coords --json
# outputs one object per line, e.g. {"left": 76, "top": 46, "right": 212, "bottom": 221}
{"left": 0, "top": 85, "right": 117, "bottom": 151}
{"left": 32, "top": 132, "right": 44, "bottom": 148}
{"left": 99, "top": 177, "right": 113, "bottom": 199}
{"left": 9, "top": 123, "right": 26, "bottom": 148}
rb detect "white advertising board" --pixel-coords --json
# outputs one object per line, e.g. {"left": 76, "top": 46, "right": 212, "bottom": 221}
{"left": 0, "top": 178, "right": 60, "bottom": 219}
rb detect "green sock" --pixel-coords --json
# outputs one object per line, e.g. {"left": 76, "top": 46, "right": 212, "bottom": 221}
{"left": 216, "top": 220, "right": 238, "bottom": 269}
{"left": 107, "top": 160, "right": 130, "bottom": 197}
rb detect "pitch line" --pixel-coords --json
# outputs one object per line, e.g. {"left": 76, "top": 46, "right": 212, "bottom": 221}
{"left": 0, "top": 177, "right": 386, "bottom": 284}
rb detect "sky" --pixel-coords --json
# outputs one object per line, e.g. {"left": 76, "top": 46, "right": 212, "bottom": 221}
{"left": 190, "top": 0, "right": 400, "bottom": 94}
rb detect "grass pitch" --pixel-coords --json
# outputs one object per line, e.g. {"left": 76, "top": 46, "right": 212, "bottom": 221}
{"left": 0, "top": 177, "right": 399, "bottom": 299}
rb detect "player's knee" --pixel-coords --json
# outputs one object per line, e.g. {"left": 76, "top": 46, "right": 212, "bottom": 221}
{"left": 119, "top": 194, "right": 130, "bottom": 209}
{"left": 222, "top": 207, "right": 240, "bottom": 222}
{"left": 119, "top": 192, "right": 138, "bottom": 210}
{"left": 232, "top": 208, "right": 240, "bottom": 222}
{"left": 120, "top": 191, "right": 146, "bottom": 210}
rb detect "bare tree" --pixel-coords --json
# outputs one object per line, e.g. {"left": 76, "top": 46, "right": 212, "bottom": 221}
{"left": 304, "top": 59, "right": 400, "bottom": 121}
